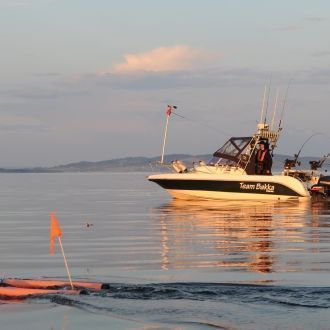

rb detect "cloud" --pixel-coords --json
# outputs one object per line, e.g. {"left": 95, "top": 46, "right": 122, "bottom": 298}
{"left": 108, "top": 45, "right": 216, "bottom": 74}
{"left": 0, "top": 114, "right": 49, "bottom": 132}
{"left": 295, "top": 68, "right": 330, "bottom": 84}
{"left": 0, "top": 83, "right": 87, "bottom": 100}
{"left": 273, "top": 15, "right": 327, "bottom": 32}
{"left": 273, "top": 25, "right": 302, "bottom": 32}
{"left": 5, "top": 66, "right": 330, "bottom": 104}
{"left": 303, "top": 16, "right": 327, "bottom": 23}
{"left": 92, "top": 67, "right": 270, "bottom": 91}
{"left": 86, "top": 65, "right": 330, "bottom": 92}
{"left": 0, "top": 0, "right": 53, "bottom": 5}
{"left": 311, "top": 51, "right": 330, "bottom": 57}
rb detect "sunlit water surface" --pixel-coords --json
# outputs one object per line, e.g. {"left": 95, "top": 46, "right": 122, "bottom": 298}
{"left": 0, "top": 172, "right": 330, "bottom": 329}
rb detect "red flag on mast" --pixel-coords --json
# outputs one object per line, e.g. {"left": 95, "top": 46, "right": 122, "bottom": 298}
{"left": 49, "top": 212, "right": 63, "bottom": 254}
{"left": 166, "top": 105, "right": 172, "bottom": 116}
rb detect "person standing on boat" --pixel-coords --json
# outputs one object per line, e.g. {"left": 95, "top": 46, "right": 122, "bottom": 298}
{"left": 255, "top": 141, "right": 272, "bottom": 175}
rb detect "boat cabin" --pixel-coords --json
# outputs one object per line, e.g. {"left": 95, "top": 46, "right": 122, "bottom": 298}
{"left": 208, "top": 136, "right": 258, "bottom": 174}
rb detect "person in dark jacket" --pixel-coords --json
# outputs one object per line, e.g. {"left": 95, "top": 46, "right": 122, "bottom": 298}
{"left": 255, "top": 140, "right": 272, "bottom": 175}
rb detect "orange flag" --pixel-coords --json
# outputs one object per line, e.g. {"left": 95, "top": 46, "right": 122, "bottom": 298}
{"left": 49, "top": 212, "right": 63, "bottom": 254}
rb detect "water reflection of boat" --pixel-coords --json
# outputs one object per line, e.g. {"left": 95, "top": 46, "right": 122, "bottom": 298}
{"left": 152, "top": 199, "right": 311, "bottom": 273}
{"left": 148, "top": 111, "right": 316, "bottom": 201}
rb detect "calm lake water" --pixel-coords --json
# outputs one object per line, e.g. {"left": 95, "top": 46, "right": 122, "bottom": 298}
{"left": 0, "top": 172, "right": 330, "bottom": 329}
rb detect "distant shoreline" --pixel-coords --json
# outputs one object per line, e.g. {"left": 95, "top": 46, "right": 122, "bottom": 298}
{"left": 0, "top": 154, "right": 327, "bottom": 173}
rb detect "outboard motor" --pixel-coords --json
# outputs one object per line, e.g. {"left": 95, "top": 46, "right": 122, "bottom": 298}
{"left": 310, "top": 176, "right": 330, "bottom": 201}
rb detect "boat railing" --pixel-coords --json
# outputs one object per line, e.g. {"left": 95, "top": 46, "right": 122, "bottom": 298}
{"left": 149, "top": 161, "right": 175, "bottom": 173}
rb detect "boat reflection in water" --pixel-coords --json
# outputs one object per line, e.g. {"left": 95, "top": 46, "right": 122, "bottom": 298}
{"left": 152, "top": 199, "right": 317, "bottom": 274}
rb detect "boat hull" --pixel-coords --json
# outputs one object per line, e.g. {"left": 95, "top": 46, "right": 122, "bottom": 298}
{"left": 148, "top": 173, "right": 310, "bottom": 201}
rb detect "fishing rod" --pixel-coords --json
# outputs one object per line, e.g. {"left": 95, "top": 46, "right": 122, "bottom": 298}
{"left": 270, "top": 79, "right": 292, "bottom": 154}
{"left": 290, "top": 132, "right": 324, "bottom": 167}
{"left": 270, "top": 87, "right": 280, "bottom": 130}
{"left": 278, "top": 79, "right": 292, "bottom": 132}
{"left": 259, "top": 84, "right": 267, "bottom": 124}
{"left": 309, "top": 152, "right": 330, "bottom": 170}
{"left": 263, "top": 75, "right": 272, "bottom": 125}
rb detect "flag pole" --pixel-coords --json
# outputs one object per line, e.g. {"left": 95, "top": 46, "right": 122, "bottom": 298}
{"left": 57, "top": 237, "right": 74, "bottom": 290}
{"left": 160, "top": 113, "right": 170, "bottom": 164}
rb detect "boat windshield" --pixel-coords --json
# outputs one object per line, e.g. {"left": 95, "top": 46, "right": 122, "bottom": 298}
{"left": 208, "top": 137, "right": 252, "bottom": 166}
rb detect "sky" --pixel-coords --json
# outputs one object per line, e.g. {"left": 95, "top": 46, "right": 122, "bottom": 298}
{"left": 0, "top": 0, "right": 329, "bottom": 167}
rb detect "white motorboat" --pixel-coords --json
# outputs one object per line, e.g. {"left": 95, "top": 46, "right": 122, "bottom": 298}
{"left": 148, "top": 119, "right": 317, "bottom": 201}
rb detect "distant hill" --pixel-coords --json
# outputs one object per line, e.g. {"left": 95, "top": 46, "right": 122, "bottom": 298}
{"left": 47, "top": 154, "right": 212, "bottom": 172}
{"left": 0, "top": 154, "right": 328, "bottom": 173}
{"left": 0, "top": 154, "right": 210, "bottom": 173}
